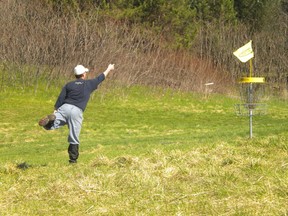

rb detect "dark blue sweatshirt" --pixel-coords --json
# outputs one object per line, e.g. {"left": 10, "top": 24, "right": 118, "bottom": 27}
{"left": 54, "top": 73, "right": 105, "bottom": 111}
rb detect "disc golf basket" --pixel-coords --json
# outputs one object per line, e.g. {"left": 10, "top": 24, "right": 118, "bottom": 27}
{"left": 235, "top": 77, "right": 267, "bottom": 116}
{"left": 233, "top": 41, "right": 267, "bottom": 138}
{"left": 235, "top": 76, "right": 267, "bottom": 138}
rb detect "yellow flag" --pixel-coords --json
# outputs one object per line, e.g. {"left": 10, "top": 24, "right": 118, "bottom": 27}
{"left": 233, "top": 40, "right": 254, "bottom": 63}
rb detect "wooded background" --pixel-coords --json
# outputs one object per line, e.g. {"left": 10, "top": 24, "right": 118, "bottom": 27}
{"left": 1, "top": 0, "right": 287, "bottom": 95}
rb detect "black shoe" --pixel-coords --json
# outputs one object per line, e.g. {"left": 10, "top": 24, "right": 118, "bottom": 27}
{"left": 38, "top": 114, "right": 56, "bottom": 127}
{"left": 69, "top": 159, "right": 77, "bottom": 164}
{"left": 68, "top": 144, "right": 79, "bottom": 163}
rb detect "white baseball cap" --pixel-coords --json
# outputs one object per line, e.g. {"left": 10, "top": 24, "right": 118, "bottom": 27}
{"left": 74, "top": 65, "right": 89, "bottom": 75}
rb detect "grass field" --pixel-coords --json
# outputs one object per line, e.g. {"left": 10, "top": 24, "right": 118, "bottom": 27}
{"left": 0, "top": 85, "right": 288, "bottom": 215}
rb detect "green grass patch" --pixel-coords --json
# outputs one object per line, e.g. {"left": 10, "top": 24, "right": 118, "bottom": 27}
{"left": 0, "top": 85, "right": 288, "bottom": 215}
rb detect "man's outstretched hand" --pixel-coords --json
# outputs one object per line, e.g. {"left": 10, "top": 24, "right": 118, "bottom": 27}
{"left": 104, "top": 64, "right": 115, "bottom": 77}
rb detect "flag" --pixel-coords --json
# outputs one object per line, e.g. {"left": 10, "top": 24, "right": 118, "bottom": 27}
{"left": 233, "top": 40, "right": 254, "bottom": 63}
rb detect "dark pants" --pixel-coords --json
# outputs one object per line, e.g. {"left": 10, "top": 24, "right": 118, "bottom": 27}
{"left": 68, "top": 144, "right": 79, "bottom": 163}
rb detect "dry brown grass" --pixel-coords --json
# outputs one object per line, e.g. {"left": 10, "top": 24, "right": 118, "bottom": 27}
{"left": 0, "top": 0, "right": 236, "bottom": 94}
{"left": 0, "top": 0, "right": 287, "bottom": 95}
{"left": 1, "top": 144, "right": 287, "bottom": 215}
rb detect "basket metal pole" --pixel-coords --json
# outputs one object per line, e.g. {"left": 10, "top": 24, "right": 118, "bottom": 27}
{"left": 249, "top": 83, "right": 253, "bottom": 138}
{"left": 249, "top": 109, "right": 253, "bottom": 138}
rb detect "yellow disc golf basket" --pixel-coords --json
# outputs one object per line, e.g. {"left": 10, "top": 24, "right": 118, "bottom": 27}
{"left": 233, "top": 41, "right": 267, "bottom": 138}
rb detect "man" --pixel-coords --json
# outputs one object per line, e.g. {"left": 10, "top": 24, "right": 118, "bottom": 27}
{"left": 39, "top": 63, "right": 115, "bottom": 163}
